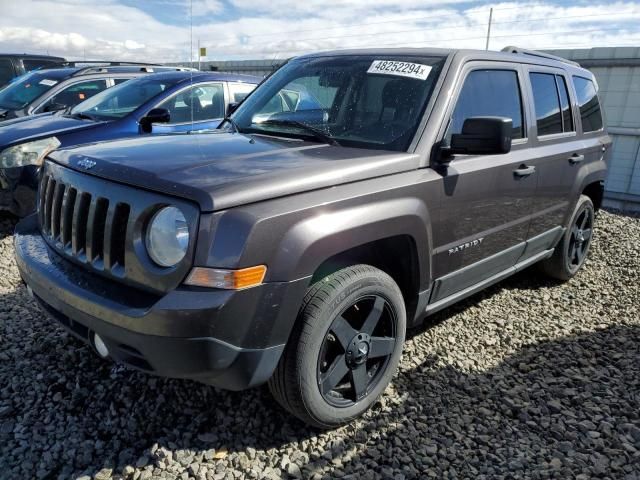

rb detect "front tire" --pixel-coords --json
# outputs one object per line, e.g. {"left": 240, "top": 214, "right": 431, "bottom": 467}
{"left": 268, "top": 265, "right": 406, "bottom": 428}
{"left": 540, "top": 194, "right": 595, "bottom": 281}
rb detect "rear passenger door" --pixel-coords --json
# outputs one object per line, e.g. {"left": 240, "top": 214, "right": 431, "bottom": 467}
{"left": 521, "top": 67, "right": 589, "bottom": 253}
{"left": 429, "top": 63, "right": 538, "bottom": 304}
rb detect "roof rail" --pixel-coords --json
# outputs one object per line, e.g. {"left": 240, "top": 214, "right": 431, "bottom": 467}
{"left": 67, "top": 65, "right": 197, "bottom": 76}
{"left": 501, "top": 46, "right": 581, "bottom": 67}
{"left": 55, "top": 60, "right": 161, "bottom": 67}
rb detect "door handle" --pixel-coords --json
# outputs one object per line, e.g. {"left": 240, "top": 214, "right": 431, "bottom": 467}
{"left": 513, "top": 165, "right": 536, "bottom": 177}
{"left": 569, "top": 154, "right": 585, "bottom": 164}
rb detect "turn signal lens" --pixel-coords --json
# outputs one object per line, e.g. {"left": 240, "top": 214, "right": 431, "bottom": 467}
{"left": 185, "top": 265, "right": 267, "bottom": 289}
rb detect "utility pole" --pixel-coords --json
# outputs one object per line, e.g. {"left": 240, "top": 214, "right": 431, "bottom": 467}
{"left": 485, "top": 7, "right": 493, "bottom": 51}
{"left": 198, "top": 38, "right": 201, "bottom": 71}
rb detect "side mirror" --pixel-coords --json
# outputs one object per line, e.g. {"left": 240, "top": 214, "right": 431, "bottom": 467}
{"left": 140, "top": 108, "right": 170, "bottom": 133}
{"left": 43, "top": 102, "right": 67, "bottom": 113}
{"left": 439, "top": 117, "right": 513, "bottom": 164}
{"left": 227, "top": 102, "right": 239, "bottom": 115}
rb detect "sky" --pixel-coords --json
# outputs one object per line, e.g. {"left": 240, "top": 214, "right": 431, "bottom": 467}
{"left": 0, "top": 0, "right": 639, "bottom": 63}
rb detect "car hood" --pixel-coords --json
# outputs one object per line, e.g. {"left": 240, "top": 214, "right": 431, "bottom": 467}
{"left": 49, "top": 132, "right": 421, "bottom": 212}
{"left": 0, "top": 113, "right": 106, "bottom": 148}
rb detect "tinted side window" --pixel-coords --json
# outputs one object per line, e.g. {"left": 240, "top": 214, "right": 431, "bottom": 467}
{"left": 23, "top": 59, "right": 59, "bottom": 72}
{"left": 0, "top": 59, "right": 14, "bottom": 87}
{"left": 556, "top": 75, "right": 574, "bottom": 132}
{"left": 530, "top": 73, "right": 562, "bottom": 136}
{"left": 450, "top": 69, "right": 524, "bottom": 139}
{"left": 572, "top": 76, "right": 603, "bottom": 132}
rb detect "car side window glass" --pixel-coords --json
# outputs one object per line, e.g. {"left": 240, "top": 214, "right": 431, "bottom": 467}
{"left": 556, "top": 75, "right": 574, "bottom": 132}
{"left": 0, "top": 59, "right": 13, "bottom": 86}
{"left": 572, "top": 76, "right": 603, "bottom": 132}
{"left": 229, "top": 83, "right": 256, "bottom": 103}
{"left": 448, "top": 69, "right": 524, "bottom": 140}
{"left": 113, "top": 78, "right": 131, "bottom": 86}
{"left": 40, "top": 79, "right": 108, "bottom": 111}
{"left": 157, "top": 83, "right": 224, "bottom": 124}
{"left": 530, "top": 72, "right": 563, "bottom": 136}
{"left": 22, "top": 59, "right": 58, "bottom": 72}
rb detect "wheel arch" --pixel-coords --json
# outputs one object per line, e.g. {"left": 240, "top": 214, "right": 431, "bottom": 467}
{"left": 310, "top": 235, "right": 422, "bottom": 322}
{"left": 582, "top": 180, "right": 604, "bottom": 212}
{"left": 267, "top": 197, "right": 433, "bottom": 324}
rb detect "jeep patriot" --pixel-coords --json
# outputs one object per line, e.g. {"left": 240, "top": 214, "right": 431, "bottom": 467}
{"left": 15, "top": 47, "right": 611, "bottom": 427}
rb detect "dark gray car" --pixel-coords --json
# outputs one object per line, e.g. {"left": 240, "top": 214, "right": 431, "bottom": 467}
{"left": 14, "top": 47, "right": 611, "bottom": 428}
{"left": 0, "top": 53, "right": 66, "bottom": 88}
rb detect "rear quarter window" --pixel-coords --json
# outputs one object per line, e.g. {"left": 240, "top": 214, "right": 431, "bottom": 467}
{"left": 572, "top": 76, "right": 603, "bottom": 132}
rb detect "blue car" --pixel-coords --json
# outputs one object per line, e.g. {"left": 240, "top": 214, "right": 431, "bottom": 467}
{"left": 0, "top": 71, "right": 260, "bottom": 215}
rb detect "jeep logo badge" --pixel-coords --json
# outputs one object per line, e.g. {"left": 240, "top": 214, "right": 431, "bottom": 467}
{"left": 77, "top": 158, "right": 96, "bottom": 170}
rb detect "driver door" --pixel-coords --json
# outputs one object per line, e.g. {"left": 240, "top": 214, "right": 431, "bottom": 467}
{"left": 429, "top": 63, "right": 538, "bottom": 304}
{"left": 150, "top": 83, "right": 225, "bottom": 134}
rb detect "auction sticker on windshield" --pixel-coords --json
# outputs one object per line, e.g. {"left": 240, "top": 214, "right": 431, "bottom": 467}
{"left": 367, "top": 60, "right": 432, "bottom": 80}
{"left": 39, "top": 79, "right": 58, "bottom": 87}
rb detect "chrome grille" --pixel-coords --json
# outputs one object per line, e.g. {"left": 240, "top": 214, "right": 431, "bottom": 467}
{"left": 39, "top": 173, "right": 130, "bottom": 275}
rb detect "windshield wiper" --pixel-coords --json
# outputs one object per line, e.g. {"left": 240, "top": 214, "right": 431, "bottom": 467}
{"left": 257, "top": 119, "right": 339, "bottom": 146}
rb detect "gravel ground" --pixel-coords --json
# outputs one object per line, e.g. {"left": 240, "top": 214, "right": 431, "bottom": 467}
{"left": 0, "top": 210, "right": 639, "bottom": 480}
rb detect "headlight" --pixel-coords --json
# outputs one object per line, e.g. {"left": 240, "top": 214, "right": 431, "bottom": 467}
{"left": 0, "top": 137, "right": 61, "bottom": 168}
{"left": 145, "top": 206, "right": 189, "bottom": 267}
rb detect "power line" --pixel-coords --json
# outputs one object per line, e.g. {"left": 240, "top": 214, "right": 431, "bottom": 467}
{"left": 240, "top": 4, "right": 527, "bottom": 39}
{"left": 234, "top": 10, "right": 640, "bottom": 49}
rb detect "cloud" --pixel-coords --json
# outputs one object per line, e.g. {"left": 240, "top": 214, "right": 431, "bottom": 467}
{"left": 0, "top": 0, "right": 638, "bottom": 62}
{"left": 192, "top": 0, "right": 224, "bottom": 16}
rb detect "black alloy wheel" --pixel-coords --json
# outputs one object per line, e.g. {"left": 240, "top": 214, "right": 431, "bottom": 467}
{"left": 567, "top": 207, "right": 594, "bottom": 272}
{"left": 268, "top": 264, "right": 406, "bottom": 428}
{"left": 317, "top": 295, "right": 397, "bottom": 407}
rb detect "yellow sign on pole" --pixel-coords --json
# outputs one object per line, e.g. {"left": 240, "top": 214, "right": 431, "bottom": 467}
{"left": 199, "top": 47, "right": 207, "bottom": 57}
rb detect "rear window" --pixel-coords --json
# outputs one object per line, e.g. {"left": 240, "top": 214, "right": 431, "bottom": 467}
{"left": 572, "top": 76, "right": 603, "bottom": 132}
{"left": 22, "top": 59, "right": 60, "bottom": 72}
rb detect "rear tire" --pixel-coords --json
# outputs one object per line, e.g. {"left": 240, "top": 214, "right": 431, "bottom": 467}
{"left": 268, "top": 265, "right": 406, "bottom": 428}
{"left": 540, "top": 194, "right": 595, "bottom": 281}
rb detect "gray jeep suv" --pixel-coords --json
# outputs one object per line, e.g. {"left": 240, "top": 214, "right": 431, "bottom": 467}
{"left": 15, "top": 47, "right": 610, "bottom": 428}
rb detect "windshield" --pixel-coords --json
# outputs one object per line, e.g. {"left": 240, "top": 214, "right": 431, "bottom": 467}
{"left": 71, "top": 76, "right": 182, "bottom": 120}
{"left": 0, "top": 71, "right": 64, "bottom": 110}
{"left": 228, "top": 55, "right": 445, "bottom": 151}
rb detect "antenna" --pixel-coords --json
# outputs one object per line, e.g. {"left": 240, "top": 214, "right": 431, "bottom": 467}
{"left": 485, "top": 8, "right": 493, "bottom": 51}
{"left": 190, "top": 0, "right": 194, "bottom": 131}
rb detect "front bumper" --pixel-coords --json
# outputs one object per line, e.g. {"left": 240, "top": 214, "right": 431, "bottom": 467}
{"left": 14, "top": 215, "right": 310, "bottom": 390}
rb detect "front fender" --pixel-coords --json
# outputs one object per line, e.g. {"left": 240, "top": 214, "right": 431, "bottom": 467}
{"left": 268, "top": 197, "right": 432, "bottom": 289}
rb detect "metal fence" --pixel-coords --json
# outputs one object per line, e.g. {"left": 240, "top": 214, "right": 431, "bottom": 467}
{"left": 545, "top": 47, "right": 640, "bottom": 212}
{"left": 200, "top": 59, "right": 284, "bottom": 77}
